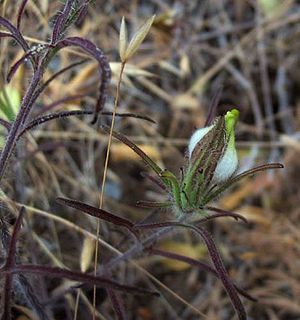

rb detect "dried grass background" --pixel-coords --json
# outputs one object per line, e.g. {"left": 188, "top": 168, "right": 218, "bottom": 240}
{"left": 0, "top": 0, "right": 300, "bottom": 319}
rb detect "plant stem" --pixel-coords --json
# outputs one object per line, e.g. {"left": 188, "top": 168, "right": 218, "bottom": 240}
{"left": 0, "top": 67, "right": 42, "bottom": 182}
{"left": 103, "top": 216, "right": 186, "bottom": 272}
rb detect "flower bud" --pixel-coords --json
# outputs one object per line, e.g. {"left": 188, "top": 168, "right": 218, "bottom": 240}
{"left": 188, "top": 109, "right": 239, "bottom": 185}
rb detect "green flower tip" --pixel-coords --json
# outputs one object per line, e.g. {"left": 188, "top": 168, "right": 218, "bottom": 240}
{"left": 224, "top": 108, "right": 239, "bottom": 135}
{"left": 213, "top": 108, "right": 239, "bottom": 182}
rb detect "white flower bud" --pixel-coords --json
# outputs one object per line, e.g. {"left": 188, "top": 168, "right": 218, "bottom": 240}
{"left": 188, "top": 109, "right": 239, "bottom": 184}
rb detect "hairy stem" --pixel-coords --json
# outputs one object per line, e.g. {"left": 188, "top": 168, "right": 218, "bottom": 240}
{"left": 0, "top": 67, "right": 43, "bottom": 182}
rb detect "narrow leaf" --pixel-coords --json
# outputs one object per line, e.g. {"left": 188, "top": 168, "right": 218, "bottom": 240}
{"left": 0, "top": 118, "right": 11, "bottom": 131}
{"left": 18, "top": 110, "right": 93, "bottom": 137}
{"left": 0, "top": 16, "right": 30, "bottom": 52}
{"left": 6, "top": 207, "right": 25, "bottom": 268}
{"left": 108, "top": 288, "right": 127, "bottom": 320}
{"left": 7, "top": 50, "right": 33, "bottom": 83}
{"left": 17, "top": 0, "right": 29, "bottom": 30}
{"left": 18, "top": 110, "right": 155, "bottom": 140}
{"left": 136, "top": 200, "right": 172, "bottom": 208}
{"left": 37, "top": 94, "right": 87, "bottom": 114}
{"left": 140, "top": 172, "right": 168, "bottom": 190}
{"left": 134, "top": 222, "right": 247, "bottom": 320}
{"left": 54, "top": 37, "right": 111, "bottom": 124}
{"left": 0, "top": 31, "right": 12, "bottom": 38}
{"left": 56, "top": 197, "right": 138, "bottom": 236}
{"left": 3, "top": 273, "right": 13, "bottom": 320}
{"left": 105, "top": 270, "right": 128, "bottom": 320}
{"left": 7, "top": 264, "right": 159, "bottom": 296}
{"left": 199, "top": 206, "right": 248, "bottom": 224}
{"left": 2, "top": 207, "right": 26, "bottom": 320}
{"left": 51, "top": 0, "right": 74, "bottom": 44}
{"left": 101, "top": 125, "right": 164, "bottom": 177}
{"left": 228, "top": 163, "right": 284, "bottom": 185}
{"left": 204, "top": 86, "right": 223, "bottom": 126}
{"left": 27, "top": 60, "right": 88, "bottom": 112}
{"left": 150, "top": 248, "right": 257, "bottom": 302}
{"left": 206, "top": 163, "right": 284, "bottom": 203}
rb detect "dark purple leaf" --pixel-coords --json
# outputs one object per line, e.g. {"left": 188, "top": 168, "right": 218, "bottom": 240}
{"left": 106, "top": 112, "right": 155, "bottom": 124}
{"left": 229, "top": 163, "right": 284, "bottom": 183}
{"left": 36, "top": 94, "right": 87, "bottom": 114}
{"left": 134, "top": 221, "right": 247, "bottom": 320}
{"left": 0, "top": 118, "right": 11, "bottom": 131}
{"left": 19, "top": 110, "right": 92, "bottom": 137}
{"left": 101, "top": 125, "right": 164, "bottom": 177}
{"left": 199, "top": 206, "right": 248, "bottom": 224}
{"left": 0, "top": 16, "right": 30, "bottom": 52}
{"left": 53, "top": 36, "right": 111, "bottom": 123}
{"left": 31, "top": 60, "right": 88, "bottom": 109}
{"left": 51, "top": 0, "right": 74, "bottom": 44}
{"left": 108, "top": 287, "right": 128, "bottom": 320}
{"left": 206, "top": 163, "right": 284, "bottom": 203}
{"left": 0, "top": 31, "right": 13, "bottom": 38}
{"left": 149, "top": 248, "right": 257, "bottom": 302}
{"left": 17, "top": 0, "right": 29, "bottom": 30}
{"left": 3, "top": 274, "right": 13, "bottom": 320}
{"left": 134, "top": 221, "right": 176, "bottom": 229}
{"left": 5, "top": 264, "right": 159, "bottom": 296}
{"left": 193, "top": 225, "right": 247, "bottom": 320}
{"left": 7, "top": 50, "right": 34, "bottom": 83}
{"left": 2, "top": 207, "right": 25, "bottom": 320}
{"left": 140, "top": 172, "right": 167, "bottom": 190}
{"left": 136, "top": 200, "right": 172, "bottom": 208}
{"left": 75, "top": 2, "right": 89, "bottom": 27}
{"left": 16, "top": 60, "right": 88, "bottom": 129}
{"left": 18, "top": 110, "right": 155, "bottom": 140}
{"left": 56, "top": 197, "right": 138, "bottom": 237}
{"left": 105, "top": 269, "right": 127, "bottom": 320}
{"left": 5, "top": 207, "right": 25, "bottom": 268}
{"left": 204, "top": 86, "right": 223, "bottom": 126}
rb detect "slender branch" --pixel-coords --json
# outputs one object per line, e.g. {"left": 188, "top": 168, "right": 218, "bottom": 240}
{"left": 93, "top": 61, "right": 125, "bottom": 320}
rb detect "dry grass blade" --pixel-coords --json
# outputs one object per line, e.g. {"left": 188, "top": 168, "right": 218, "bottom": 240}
{"left": 119, "top": 17, "right": 128, "bottom": 62}
{"left": 125, "top": 15, "right": 155, "bottom": 60}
